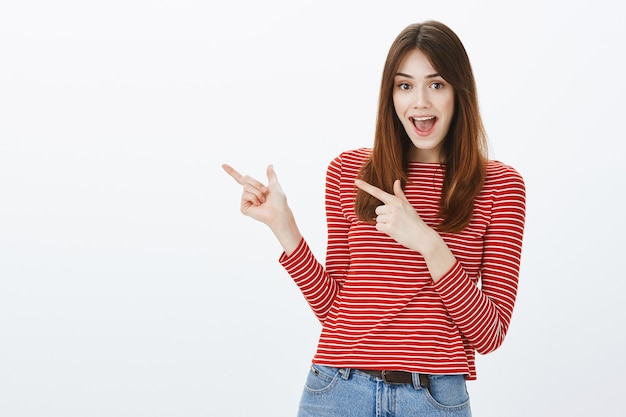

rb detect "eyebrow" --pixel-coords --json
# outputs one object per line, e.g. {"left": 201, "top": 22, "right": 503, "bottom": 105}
{"left": 395, "top": 72, "right": 440, "bottom": 79}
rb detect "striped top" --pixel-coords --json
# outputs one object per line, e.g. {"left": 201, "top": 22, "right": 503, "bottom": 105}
{"left": 279, "top": 148, "right": 526, "bottom": 380}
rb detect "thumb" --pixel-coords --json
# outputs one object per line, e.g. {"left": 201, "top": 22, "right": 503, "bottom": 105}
{"left": 393, "top": 179, "right": 408, "bottom": 201}
{"left": 266, "top": 164, "right": 279, "bottom": 185}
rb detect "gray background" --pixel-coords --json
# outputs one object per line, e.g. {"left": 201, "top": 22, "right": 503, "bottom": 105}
{"left": 1, "top": 0, "right": 624, "bottom": 416}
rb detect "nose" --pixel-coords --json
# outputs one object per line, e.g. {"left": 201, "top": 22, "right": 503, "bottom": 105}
{"left": 412, "top": 86, "right": 431, "bottom": 109}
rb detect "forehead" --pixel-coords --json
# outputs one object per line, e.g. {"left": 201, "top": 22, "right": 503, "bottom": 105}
{"left": 396, "top": 49, "right": 437, "bottom": 77}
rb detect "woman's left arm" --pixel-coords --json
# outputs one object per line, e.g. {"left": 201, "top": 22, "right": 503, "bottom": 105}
{"left": 432, "top": 170, "right": 526, "bottom": 354}
{"left": 356, "top": 168, "right": 526, "bottom": 354}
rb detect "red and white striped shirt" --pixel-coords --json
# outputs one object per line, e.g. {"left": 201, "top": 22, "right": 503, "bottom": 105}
{"left": 279, "top": 148, "right": 526, "bottom": 379}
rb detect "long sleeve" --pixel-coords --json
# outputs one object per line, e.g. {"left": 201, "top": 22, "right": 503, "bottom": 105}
{"left": 277, "top": 149, "right": 526, "bottom": 379}
{"left": 279, "top": 154, "right": 352, "bottom": 323}
{"left": 434, "top": 164, "right": 526, "bottom": 354}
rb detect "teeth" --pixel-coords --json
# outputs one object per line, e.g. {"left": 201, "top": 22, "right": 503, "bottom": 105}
{"left": 412, "top": 116, "right": 435, "bottom": 121}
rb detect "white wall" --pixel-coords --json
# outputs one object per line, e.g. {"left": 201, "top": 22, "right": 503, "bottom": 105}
{"left": 1, "top": 1, "right": 624, "bottom": 416}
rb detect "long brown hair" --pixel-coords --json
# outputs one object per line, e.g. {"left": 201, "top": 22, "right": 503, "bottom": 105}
{"left": 354, "top": 21, "right": 488, "bottom": 233}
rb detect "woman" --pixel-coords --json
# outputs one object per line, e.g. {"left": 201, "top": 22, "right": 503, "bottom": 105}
{"left": 223, "top": 20, "right": 525, "bottom": 417}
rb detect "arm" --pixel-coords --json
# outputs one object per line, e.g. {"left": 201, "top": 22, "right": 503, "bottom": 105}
{"left": 434, "top": 170, "right": 526, "bottom": 353}
{"left": 222, "top": 159, "right": 350, "bottom": 323}
{"left": 355, "top": 167, "right": 526, "bottom": 353}
{"left": 279, "top": 156, "right": 351, "bottom": 322}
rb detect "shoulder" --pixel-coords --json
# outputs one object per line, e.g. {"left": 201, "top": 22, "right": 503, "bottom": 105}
{"left": 485, "top": 160, "right": 525, "bottom": 187}
{"left": 483, "top": 160, "right": 526, "bottom": 203}
{"left": 328, "top": 148, "right": 371, "bottom": 173}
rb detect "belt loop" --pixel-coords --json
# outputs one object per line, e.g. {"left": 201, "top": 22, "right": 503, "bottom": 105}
{"left": 412, "top": 373, "right": 423, "bottom": 390}
{"left": 339, "top": 368, "right": 351, "bottom": 380}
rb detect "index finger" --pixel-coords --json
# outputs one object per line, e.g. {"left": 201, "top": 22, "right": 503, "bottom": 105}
{"left": 355, "top": 179, "right": 394, "bottom": 204}
{"left": 221, "top": 163, "right": 245, "bottom": 185}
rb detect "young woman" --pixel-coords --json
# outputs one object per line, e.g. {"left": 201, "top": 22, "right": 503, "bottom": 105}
{"left": 223, "top": 20, "right": 526, "bottom": 417}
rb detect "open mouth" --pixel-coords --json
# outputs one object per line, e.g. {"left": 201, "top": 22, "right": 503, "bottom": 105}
{"left": 411, "top": 116, "right": 436, "bottom": 132}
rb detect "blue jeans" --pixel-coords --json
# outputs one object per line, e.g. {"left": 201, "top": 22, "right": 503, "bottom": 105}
{"left": 297, "top": 364, "right": 471, "bottom": 417}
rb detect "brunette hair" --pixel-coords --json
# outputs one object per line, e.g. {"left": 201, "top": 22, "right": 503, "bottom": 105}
{"left": 354, "top": 20, "right": 488, "bottom": 233}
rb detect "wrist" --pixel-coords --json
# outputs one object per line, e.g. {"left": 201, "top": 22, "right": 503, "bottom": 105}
{"left": 269, "top": 208, "right": 302, "bottom": 256}
{"left": 411, "top": 226, "right": 442, "bottom": 256}
{"left": 420, "top": 230, "right": 456, "bottom": 283}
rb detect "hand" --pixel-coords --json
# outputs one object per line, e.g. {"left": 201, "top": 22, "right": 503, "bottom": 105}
{"left": 222, "top": 163, "right": 289, "bottom": 227}
{"left": 355, "top": 178, "right": 456, "bottom": 281}
{"left": 222, "top": 163, "right": 302, "bottom": 255}
{"left": 355, "top": 178, "right": 435, "bottom": 253}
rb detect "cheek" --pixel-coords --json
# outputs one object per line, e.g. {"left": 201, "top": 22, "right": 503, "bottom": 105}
{"left": 445, "top": 94, "right": 455, "bottom": 118}
{"left": 436, "top": 96, "right": 454, "bottom": 122}
{"left": 392, "top": 94, "right": 405, "bottom": 118}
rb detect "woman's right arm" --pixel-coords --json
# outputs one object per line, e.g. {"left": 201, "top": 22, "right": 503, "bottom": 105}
{"left": 279, "top": 155, "right": 351, "bottom": 322}
{"left": 223, "top": 158, "right": 350, "bottom": 322}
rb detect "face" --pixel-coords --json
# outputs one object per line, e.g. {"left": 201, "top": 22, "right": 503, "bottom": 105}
{"left": 393, "top": 48, "right": 455, "bottom": 163}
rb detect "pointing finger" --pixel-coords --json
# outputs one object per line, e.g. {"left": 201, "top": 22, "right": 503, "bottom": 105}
{"left": 221, "top": 163, "right": 245, "bottom": 185}
{"left": 223, "top": 163, "right": 268, "bottom": 195}
{"left": 355, "top": 179, "right": 394, "bottom": 204}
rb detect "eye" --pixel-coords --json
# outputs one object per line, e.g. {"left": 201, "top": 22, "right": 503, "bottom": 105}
{"left": 397, "top": 82, "right": 411, "bottom": 91}
{"left": 430, "top": 82, "right": 445, "bottom": 90}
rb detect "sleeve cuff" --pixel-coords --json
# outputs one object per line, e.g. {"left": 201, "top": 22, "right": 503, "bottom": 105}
{"left": 433, "top": 260, "right": 476, "bottom": 305}
{"left": 278, "top": 237, "right": 308, "bottom": 267}
{"left": 433, "top": 260, "right": 466, "bottom": 292}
